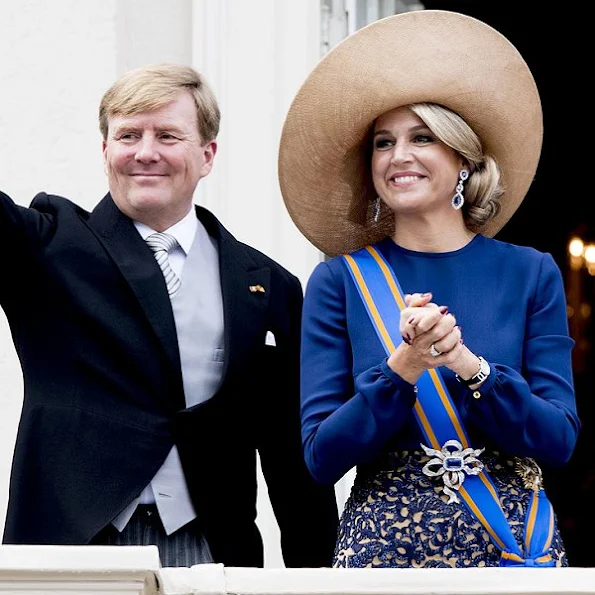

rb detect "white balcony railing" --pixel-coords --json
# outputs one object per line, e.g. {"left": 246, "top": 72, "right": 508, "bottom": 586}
{"left": 1, "top": 545, "right": 595, "bottom": 595}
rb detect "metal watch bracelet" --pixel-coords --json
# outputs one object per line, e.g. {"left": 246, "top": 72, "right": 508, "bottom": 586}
{"left": 455, "top": 356, "right": 490, "bottom": 387}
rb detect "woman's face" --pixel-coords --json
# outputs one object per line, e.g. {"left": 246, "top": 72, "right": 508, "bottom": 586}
{"left": 371, "top": 106, "right": 464, "bottom": 216}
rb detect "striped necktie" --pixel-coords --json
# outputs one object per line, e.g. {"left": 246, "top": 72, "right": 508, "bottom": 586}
{"left": 145, "top": 232, "right": 182, "bottom": 297}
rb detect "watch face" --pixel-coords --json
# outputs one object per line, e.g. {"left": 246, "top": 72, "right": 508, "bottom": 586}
{"left": 457, "top": 357, "right": 490, "bottom": 387}
{"left": 473, "top": 357, "right": 490, "bottom": 384}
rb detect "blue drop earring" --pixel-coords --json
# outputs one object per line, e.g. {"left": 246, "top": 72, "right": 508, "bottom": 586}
{"left": 451, "top": 169, "right": 469, "bottom": 210}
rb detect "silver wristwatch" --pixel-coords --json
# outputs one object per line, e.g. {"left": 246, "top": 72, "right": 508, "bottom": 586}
{"left": 455, "top": 356, "right": 490, "bottom": 387}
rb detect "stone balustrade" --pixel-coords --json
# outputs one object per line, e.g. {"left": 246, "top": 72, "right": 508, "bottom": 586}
{"left": 1, "top": 546, "right": 594, "bottom": 595}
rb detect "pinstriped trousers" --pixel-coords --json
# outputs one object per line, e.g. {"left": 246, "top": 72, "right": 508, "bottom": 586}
{"left": 90, "top": 504, "right": 214, "bottom": 567}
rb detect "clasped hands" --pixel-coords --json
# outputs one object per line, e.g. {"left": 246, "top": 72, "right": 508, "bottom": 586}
{"left": 400, "top": 291, "right": 461, "bottom": 360}
{"left": 387, "top": 292, "right": 477, "bottom": 385}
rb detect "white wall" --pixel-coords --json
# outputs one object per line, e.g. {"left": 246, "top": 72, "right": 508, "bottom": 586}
{"left": 193, "top": 0, "right": 323, "bottom": 283}
{"left": 0, "top": 0, "right": 327, "bottom": 569}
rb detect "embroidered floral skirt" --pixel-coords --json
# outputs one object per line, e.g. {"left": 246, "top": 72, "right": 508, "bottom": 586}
{"left": 334, "top": 450, "right": 568, "bottom": 568}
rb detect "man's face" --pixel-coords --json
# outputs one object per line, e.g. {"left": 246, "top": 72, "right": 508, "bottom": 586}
{"left": 102, "top": 91, "right": 216, "bottom": 230}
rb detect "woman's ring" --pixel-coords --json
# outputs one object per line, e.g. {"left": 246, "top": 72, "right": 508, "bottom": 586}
{"left": 429, "top": 344, "right": 442, "bottom": 357}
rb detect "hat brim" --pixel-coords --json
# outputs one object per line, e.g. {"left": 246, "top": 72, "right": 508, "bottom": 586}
{"left": 278, "top": 10, "right": 543, "bottom": 257}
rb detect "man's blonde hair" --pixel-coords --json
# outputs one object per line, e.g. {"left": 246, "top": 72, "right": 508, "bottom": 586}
{"left": 99, "top": 63, "right": 220, "bottom": 143}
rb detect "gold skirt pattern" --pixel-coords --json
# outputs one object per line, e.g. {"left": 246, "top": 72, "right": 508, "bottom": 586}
{"left": 334, "top": 450, "right": 567, "bottom": 568}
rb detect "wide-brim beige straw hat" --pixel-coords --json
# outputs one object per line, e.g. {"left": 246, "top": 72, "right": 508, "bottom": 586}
{"left": 278, "top": 10, "right": 543, "bottom": 257}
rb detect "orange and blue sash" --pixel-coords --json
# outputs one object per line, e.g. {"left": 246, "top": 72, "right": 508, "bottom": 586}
{"left": 342, "top": 244, "right": 555, "bottom": 567}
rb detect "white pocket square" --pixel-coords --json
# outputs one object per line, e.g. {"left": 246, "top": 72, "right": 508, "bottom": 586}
{"left": 265, "top": 331, "right": 276, "bottom": 346}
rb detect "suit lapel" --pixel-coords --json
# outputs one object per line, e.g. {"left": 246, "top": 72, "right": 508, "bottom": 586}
{"left": 86, "top": 197, "right": 270, "bottom": 392}
{"left": 196, "top": 207, "right": 270, "bottom": 383}
{"left": 87, "top": 194, "right": 181, "bottom": 374}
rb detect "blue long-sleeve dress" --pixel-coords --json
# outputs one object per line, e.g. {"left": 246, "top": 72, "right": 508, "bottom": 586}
{"left": 301, "top": 234, "right": 580, "bottom": 568}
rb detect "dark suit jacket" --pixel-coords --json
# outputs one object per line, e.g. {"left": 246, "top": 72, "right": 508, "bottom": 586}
{"left": 0, "top": 190, "right": 338, "bottom": 567}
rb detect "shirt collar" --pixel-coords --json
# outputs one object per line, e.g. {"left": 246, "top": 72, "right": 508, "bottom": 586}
{"left": 134, "top": 207, "right": 198, "bottom": 255}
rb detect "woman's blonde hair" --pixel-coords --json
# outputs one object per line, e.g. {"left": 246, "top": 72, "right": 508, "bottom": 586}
{"left": 409, "top": 102, "right": 503, "bottom": 230}
{"left": 99, "top": 63, "right": 220, "bottom": 143}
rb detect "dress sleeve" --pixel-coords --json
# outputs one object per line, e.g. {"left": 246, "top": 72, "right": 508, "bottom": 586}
{"left": 468, "top": 252, "right": 580, "bottom": 465}
{"left": 300, "top": 261, "right": 417, "bottom": 485}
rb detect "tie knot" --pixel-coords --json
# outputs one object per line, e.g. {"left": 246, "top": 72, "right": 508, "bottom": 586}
{"left": 145, "top": 232, "right": 179, "bottom": 254}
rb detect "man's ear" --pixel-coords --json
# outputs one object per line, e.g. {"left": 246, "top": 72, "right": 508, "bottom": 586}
{"left": 102, "top": 140, "right": 108, "bottom": 175}
{"left": 200, "top": 141, "right": 217, "bottom": 177}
